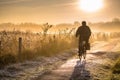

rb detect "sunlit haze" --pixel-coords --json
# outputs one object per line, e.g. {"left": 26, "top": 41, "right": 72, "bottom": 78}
{"left": 0, "top": 0, "right": 120, "bottom": 24}
{"left": 79, "top": 0, "right": 103, "bottom": 12}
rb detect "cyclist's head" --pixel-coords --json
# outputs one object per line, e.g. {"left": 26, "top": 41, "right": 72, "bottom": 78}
{"left": 82, "top": 21, "right": 86, "bottom": 26}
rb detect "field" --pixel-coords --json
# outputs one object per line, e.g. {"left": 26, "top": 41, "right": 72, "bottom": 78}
{"left": 0, "top": 23, "right": 120, "bottom": 67}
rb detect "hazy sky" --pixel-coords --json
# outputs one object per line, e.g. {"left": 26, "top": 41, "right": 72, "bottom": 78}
{"left": 0, "top": 0, "right": 120, "bottom": 24}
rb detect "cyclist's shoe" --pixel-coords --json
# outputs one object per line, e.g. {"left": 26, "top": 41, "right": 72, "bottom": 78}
{"left": 78, "top": 50, "right": 80, "bottom": 53}
{"left": 78, "top": 53, "right": 82, "bottom": 56}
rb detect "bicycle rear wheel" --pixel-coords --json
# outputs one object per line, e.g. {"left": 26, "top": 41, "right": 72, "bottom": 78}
{"left": 83, "top": 52, "right": 86, "bottom": 59}
{"left": 78, "top": 53, "right": 82, "bottom": 62}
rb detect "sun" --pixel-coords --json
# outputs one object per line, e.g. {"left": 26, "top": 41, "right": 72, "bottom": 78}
{"left": 79, "top": 0, "right": 103, "bottom": 12}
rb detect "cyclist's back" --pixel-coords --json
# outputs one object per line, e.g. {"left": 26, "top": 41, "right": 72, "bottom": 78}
{"left": 76, "top": 25, "right": 91, "bottom": 42}
{"left": 76, "top": 21, "right": 91, "bottom": 53}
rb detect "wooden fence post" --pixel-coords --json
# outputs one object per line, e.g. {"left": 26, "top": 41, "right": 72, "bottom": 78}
{"left": 0, "top": 41, "right": 1, "bottom": 54}
{"left": 19, "top": 37, "right": 22, "bottom": 55}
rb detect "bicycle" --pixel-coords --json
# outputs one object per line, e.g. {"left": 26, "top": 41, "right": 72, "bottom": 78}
{"left": 78, "top": 41, "right": 87, "bottom": 62}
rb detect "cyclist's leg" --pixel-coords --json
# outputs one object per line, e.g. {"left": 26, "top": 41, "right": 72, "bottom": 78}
{"left": 78, "top": 42, "right": 83, "bottom": 56}
{"left": 78, "top": 41, "right": 83, "bottom": 61}
{"left": 84, "top": 40, "right": 88, "bottom": 59}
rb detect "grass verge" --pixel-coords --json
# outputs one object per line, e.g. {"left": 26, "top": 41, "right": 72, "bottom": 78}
{"left": 111, "top": 56, "right": 120, "bottom": 80}
{"left": 112, "top": 58, "right": 120, "bottom": 74}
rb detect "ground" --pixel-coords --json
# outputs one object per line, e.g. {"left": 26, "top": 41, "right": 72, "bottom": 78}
{"left": 0, "top": 39, "right": 120, "bottom": 80}
{"left": 35, "top": 39, "right": 120, "bottom": 80}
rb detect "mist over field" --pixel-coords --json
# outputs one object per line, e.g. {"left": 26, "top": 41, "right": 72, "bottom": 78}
{"left": 89, "top": 18, "right": 120, "bottom": 32}
{"left": 0, "top": 18, "right": 120, "bottom": 33}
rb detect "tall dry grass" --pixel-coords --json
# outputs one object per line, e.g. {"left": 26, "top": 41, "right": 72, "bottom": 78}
{"left": 0, "top": 28, "right": 77, "bottom": 67}
{"left": 0, "top": 25, "right": 120, "bottom": 67}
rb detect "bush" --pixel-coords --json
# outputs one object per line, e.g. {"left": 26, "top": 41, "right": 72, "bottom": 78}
{"left": 112, "top": 58, "right": 120, "bottom": 74}
{"left": 0, "top": 54, "right": 16, "bottom": 68}
{"left": 18, "top": 49, "right": 36, "bottom": 62}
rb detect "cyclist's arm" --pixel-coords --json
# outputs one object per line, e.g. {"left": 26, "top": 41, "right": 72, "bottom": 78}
{"left": 88, "top": 26, "right": 91, "bottom": 37}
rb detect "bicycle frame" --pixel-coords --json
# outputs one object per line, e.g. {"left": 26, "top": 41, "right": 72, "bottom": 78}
{"left": 78, "top": 41, "right": 87, "bottom": 62}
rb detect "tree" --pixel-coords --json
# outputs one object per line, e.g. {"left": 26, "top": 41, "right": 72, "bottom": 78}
{"left": 41, "top": 23, "right": 52, "bottom": 36}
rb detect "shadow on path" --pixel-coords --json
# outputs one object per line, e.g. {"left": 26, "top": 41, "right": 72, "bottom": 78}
{"left": 70, "top": 60, "right": 91, "bottom": 80}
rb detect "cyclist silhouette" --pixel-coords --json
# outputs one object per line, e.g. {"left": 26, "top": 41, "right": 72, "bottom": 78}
{"left": 76, "top": 21, "right": 91, "bottom": 55}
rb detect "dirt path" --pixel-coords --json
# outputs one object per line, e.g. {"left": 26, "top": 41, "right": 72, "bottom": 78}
{"left": 34, "top": 39, "right": 120, "bottom": 80}
{"left": 0, "top": 39, "right": 120, "bottom": 80}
